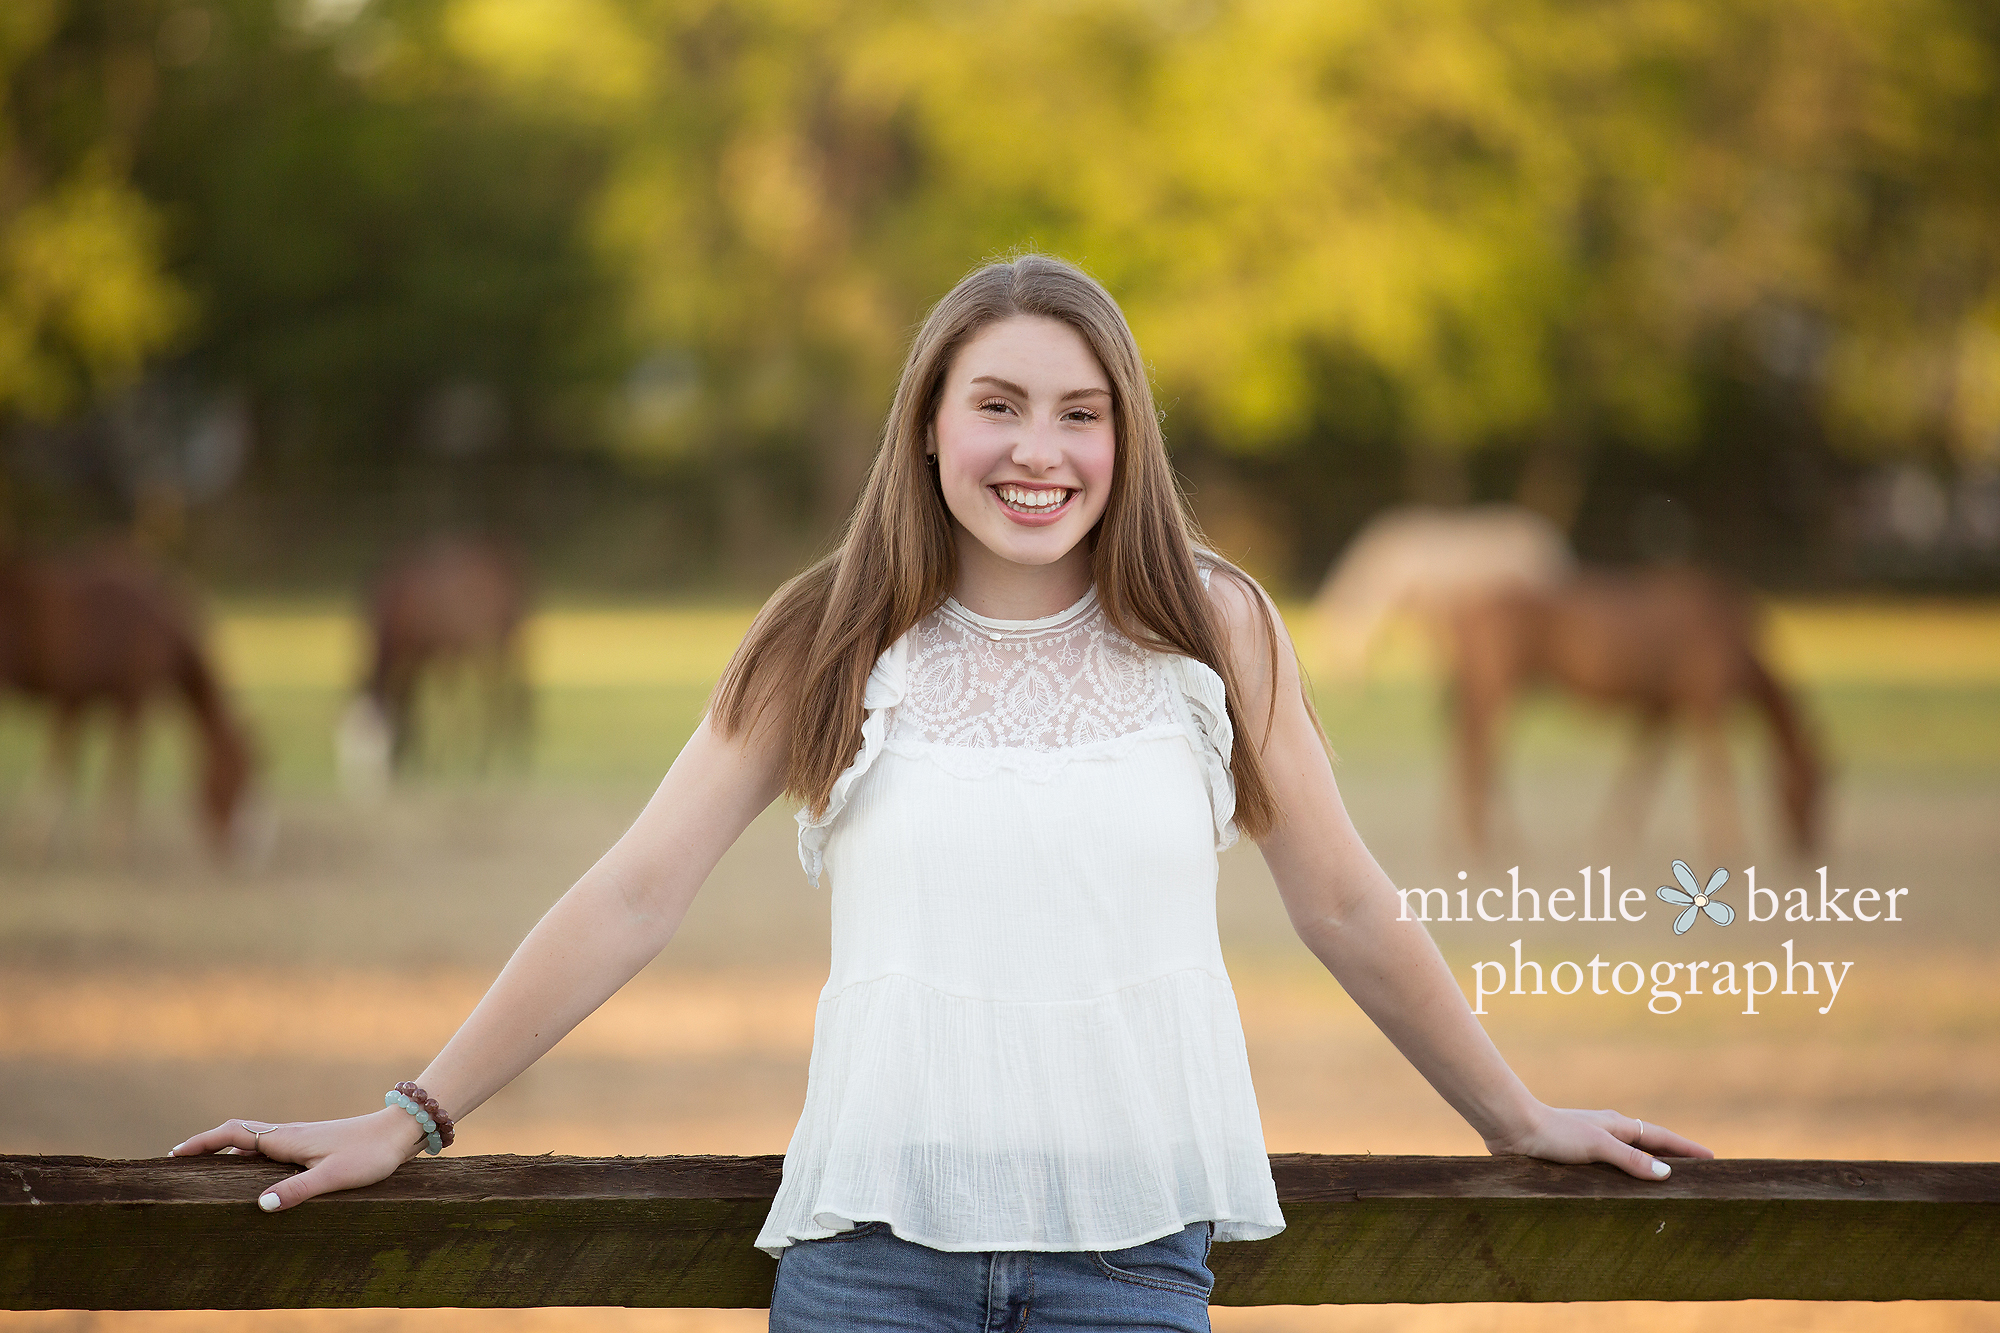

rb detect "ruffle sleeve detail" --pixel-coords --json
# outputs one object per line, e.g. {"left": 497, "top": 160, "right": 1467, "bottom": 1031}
{"left": 796, "top": 635, "right": 907, "bottom": 887}
{"left": 1165, "top": 653, "right": 1238, "bottom": 851}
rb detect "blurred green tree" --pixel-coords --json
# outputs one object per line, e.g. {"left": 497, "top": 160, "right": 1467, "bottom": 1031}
{"left": 137, "top": 0, "right": 620, "bottom": 472}
{"left": 8, "top": 0, "right": 1997, "bottom": 583}
{"left": 871, "top": 0, "right": 2000, "bottom": 497}
{"left": 1, "top": 0, "right": 190, "bottom": 423}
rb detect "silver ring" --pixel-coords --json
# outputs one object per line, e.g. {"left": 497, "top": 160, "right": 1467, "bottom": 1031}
{"left": 1636, "top": 1119, "right": 1646, "bottom": 1142}
{"left": 249, "top": 1126, "right": 266, "bottom": 1152}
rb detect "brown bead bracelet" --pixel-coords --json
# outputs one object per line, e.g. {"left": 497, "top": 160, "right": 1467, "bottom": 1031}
{"left": 394, "top": 1081, "right": 456, "bottom": 1149}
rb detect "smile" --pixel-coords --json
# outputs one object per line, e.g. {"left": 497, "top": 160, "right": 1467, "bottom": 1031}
{"left": 992, "top": 485, "right": 1073, "bottom": 516}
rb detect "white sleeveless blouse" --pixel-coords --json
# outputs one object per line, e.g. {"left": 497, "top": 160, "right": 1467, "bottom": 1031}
{"left": 754, "top": 579, "right": 1286, "bottom": 1255}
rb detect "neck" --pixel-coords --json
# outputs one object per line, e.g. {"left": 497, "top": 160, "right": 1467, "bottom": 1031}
{"left": 950, "top": 527, "right": 1093, "bottom": 621}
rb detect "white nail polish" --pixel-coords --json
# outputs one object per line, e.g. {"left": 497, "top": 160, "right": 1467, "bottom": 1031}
{"left": 258, "top": 1193, "right": 282, "bottom": 1212}
{"left": 1650, "top": 1159, "right": 1670, "bottom": 1178}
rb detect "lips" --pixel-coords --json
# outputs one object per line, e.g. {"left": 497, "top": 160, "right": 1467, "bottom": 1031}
{"left": 992, "top": 484, "right": 1073, "bottom": 517}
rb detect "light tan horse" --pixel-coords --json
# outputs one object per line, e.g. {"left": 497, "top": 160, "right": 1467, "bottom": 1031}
{"left": 1440, "top": 566, "right": 1822, "bottom": 863}
{"left": 1312, "top": 504, "right": 1575, "bottom": 678}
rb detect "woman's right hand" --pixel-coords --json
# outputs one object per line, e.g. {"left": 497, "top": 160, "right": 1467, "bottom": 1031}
{"left": 168, "top": 1107, "right": 425, "bottom": 1212}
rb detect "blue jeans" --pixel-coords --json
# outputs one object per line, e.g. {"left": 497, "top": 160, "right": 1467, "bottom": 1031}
{"left": 768, "top": 1220, "right": 1215, "bottom": 1332}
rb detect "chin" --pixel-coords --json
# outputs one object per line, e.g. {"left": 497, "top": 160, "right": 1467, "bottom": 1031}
{"left": 983, "top": 528, "right": 1086, "bottom": 567}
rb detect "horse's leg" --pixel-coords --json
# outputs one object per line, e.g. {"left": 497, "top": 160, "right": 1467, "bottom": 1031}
{"left": 30, "top": 703, "right": 86, "bottom": 860}
{"left": 384, "top": 664, "right": 419, "bottom": 776}
{"left": 1446, "top": 606, "right": 1526, "bottom": 862}
{"left": 1691, "top": 708, "right": 1749, "bottom": 866}
{"left": 1490, "top": 727, "right": 1532, "bottom": 857}
{"left": 1452, "top": 679, "right": 1502, "bottom": 857}
{"left": 1598, "top": 707, "right": 1672, "bottom": 852}
{"left": 104, "top": 700, "right": 145, "bottom": 863}
{"left": 475, "top": 649, "right": 506, "bottom": 776}
{"left": 497, "top": 644, "right": 533, "bottom": 770}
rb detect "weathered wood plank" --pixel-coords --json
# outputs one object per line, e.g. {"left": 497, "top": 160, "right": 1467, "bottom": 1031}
{"left": 3, "top": 1154, "right": 1995, "bottom": 1308}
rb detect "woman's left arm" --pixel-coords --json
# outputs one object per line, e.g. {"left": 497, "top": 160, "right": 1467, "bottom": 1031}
{"left": 1208, "top": 573, "right": 1711, "bottom": 1179}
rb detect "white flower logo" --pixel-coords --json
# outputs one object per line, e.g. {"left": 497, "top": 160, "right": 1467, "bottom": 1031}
{"left": 1658, "top": 859, "right": 1735, "bottom": 935}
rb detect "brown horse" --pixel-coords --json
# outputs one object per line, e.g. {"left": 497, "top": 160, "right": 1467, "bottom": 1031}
{"left": 0, "top": 546, "right": 259, "bottom": 860}
{"left": 338, "top": 537, "right": 531, "bottom": 790}
{"left": 1440, "top": 566, "right": 1822, "bottom": 862}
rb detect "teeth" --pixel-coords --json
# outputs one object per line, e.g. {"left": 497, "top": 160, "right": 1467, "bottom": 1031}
{"left": 997, "top": 486, "right": 1069, "bottom": 510}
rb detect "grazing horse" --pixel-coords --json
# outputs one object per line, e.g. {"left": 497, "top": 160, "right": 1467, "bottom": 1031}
{"left": 338, "top": 537, "right": 531, "bottom": 792}
{"left": 0, "top": 547, "right": 259, "bottom": 860}
{"left": 1313, "top": 504, "right": 1575, "bottom": 678}
{"left": 1440, "top": 567, "right": 1823, "bottom": 863}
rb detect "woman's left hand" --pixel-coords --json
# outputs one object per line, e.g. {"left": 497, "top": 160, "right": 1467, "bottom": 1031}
{"left": 1486, "top": 1105, "right": 1714, "bottom": 1180}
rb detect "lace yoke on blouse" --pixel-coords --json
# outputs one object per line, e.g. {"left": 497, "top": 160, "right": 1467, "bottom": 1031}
{"left": 756, "top": 580, "right": 1285, "bottom": 1257}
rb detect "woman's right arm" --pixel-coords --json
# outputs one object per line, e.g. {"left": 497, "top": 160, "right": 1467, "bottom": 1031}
{"left": 169, "top": 709, "right": 790, "bottom": 1210}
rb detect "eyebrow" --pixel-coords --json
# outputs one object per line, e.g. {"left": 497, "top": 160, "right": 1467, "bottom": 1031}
{"left": 970, "top": 375, "right": 1111, "bottom": 403}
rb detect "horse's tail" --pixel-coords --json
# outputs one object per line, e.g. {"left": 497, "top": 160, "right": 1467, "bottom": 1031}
{"left": 1743, "top": 653, "right": 1823, "bottom": 852}
{"left": 171, "top": 631, "right": 258, "bottom": 857}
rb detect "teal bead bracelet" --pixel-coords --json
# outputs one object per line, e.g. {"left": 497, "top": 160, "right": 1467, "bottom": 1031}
{"left": 393, "top": 1081, "right": 457, "bottom": 1148}
{"left": 386, "top": 1090, "right": 445, "bottom": 1155}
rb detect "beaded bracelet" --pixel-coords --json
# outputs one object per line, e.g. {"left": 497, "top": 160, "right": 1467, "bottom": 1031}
{"left": 385, "top": 1089, "right": 445, "bottom": 1155}
{"left": 394, "top": 1081, "right": 456, "bottom": 1149}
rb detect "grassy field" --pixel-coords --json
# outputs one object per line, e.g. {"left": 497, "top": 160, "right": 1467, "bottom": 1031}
{"left": 2, "top": 597, "right": 1996, "bottom": 1332}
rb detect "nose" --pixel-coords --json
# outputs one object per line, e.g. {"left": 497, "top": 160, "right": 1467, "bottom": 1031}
{"left": 1009, "top": 413, "right": 1065, "bottom": 472}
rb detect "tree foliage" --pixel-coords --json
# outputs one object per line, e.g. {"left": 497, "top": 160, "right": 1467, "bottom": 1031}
{"left": 2, "top": 0, "right": 191, "bottom": 418}
{"left": 7, "top": 0, "right": 1999, "bottom": 565}
{"left": 437, "top": 0, "right": 2000, "bottom": 468}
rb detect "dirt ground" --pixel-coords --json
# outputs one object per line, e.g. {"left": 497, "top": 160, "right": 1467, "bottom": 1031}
{"left": 1, "top": 601, "right": 1995, "bottom": 1331}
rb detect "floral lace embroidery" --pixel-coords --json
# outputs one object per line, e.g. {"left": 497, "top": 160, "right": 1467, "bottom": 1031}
{"left": 888, "top": 600, "right": 1174, "bottom": 752}
{"left": 799, "top": 584, "right": 1239, "bottom": 883}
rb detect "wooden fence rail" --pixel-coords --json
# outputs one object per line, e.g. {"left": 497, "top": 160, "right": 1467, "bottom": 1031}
{"left": 3, "top": 1154, "right": 1995, "bottom": 1309}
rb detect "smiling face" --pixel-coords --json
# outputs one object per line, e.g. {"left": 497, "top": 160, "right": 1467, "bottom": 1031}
{"left": 928, "top": 314, "right": 1116, "bottom": 613}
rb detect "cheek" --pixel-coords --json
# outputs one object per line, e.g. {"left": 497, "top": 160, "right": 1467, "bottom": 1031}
{"left": 933, "top": 417, "right": 1001, "bottom": 483}
{"left": 1078, "top": 437, "right": 1117, "bottom": 512}
{"left": 938, "top": 447, "right": 991, "bottom": 500}
{"left": 933, "top": 438, "right": 995, "bottom": 523}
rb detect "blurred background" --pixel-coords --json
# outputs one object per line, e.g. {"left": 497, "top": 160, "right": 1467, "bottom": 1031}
{"left": 1, "top": 0, "right": 1996, "bottom": 1330}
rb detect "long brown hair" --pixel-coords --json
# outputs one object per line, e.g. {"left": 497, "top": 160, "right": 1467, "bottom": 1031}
{"left": 711, "top": 254, "right": 1305, "bottom": 838}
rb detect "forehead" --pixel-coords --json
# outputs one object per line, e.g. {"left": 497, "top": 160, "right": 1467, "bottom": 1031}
{"left": 948, "top": 315, "right": 1110, "bottom": 389}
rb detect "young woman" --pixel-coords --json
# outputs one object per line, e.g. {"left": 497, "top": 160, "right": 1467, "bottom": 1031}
{"left": 173, "top": 255, "right": 1709, "bottom": 1329}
